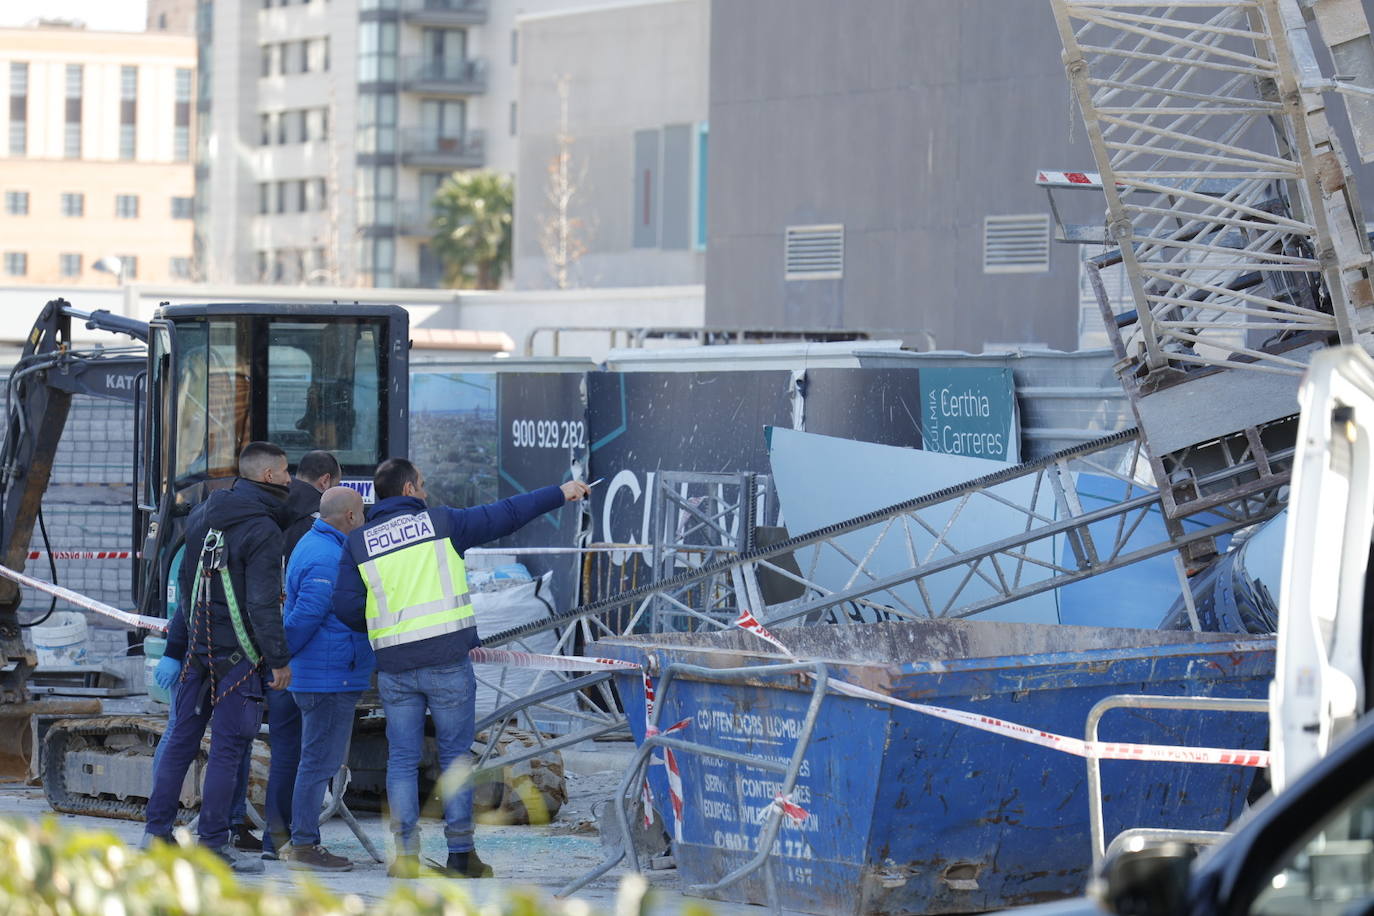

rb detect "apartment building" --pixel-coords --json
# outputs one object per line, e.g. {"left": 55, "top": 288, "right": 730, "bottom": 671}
{"left": 0, "top": 24, "right": 196, "bottom": 287}
{"left": 196, "top": 0, "right": 569, "bottom": 289}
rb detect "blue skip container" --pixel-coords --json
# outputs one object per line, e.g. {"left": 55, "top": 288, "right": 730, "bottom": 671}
{"left": 594, "top": 619, "right": 1274, "bottom": 915}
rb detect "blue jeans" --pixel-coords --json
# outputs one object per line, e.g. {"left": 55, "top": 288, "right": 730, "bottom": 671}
{"left": 258, "top": 688, "right": 301, "bottom": 854}
{"left": 145, "top": 655, "right": 264, "bottom": 848}
{"left": 378, "top": 659, "right": 476, "bottom": 855}
{"left": 290, "top": 691, "right": 362, "bottom": 847}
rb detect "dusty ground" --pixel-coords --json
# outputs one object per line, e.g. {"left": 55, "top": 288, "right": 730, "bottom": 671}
{"left": 0, "top": 742, "right": 788, "bottom": 915}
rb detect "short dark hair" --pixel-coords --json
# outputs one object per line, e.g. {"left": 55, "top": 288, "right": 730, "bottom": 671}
{"left": 296, "top": 450, "right": 340, "bottom": 482}
{"left": 374, "top": 457, "right": 420, "bottom": 500}
{"left": 238, "top": 441, "right": 288, "bottom": 481}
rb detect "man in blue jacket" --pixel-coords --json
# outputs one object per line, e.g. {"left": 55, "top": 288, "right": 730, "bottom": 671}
{"left": 334, "top": 457, "right": 588, "bottom": 879}
{"left": 281, "top": 485, "right": 368, "bottom": 871}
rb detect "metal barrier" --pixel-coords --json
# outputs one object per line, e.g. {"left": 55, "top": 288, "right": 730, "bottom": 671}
{"left": 559, "top": 659, "right": 830, "bottom": 913}
{"left": 1085, "top": 693, "right": 1270, "bottom": 866}
{"left": 523, "top": 325, "right": 938, "bottom": 357}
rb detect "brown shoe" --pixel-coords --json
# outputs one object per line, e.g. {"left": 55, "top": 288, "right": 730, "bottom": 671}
{"left": 286, "top": 843, "right": 353, "bottom": 872}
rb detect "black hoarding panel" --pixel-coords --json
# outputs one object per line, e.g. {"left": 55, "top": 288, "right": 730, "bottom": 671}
{"left": 496, "top": 373, "right": 590, "bottom": 609}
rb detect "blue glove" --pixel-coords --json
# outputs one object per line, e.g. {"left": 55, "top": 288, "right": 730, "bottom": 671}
{"left": 154, "top": 656, "right": 181, "bottom": 691}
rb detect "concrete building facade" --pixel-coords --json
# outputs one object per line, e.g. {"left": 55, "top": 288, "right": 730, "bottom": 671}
{"left": 0, "top": 24, "right": 196, "bottom": 287}
{"left": 194, "top": 0, "right": 572, "bottom": 290}
{"left": 703, "top": 1, "right": 1102, "bottom": 353}
{"left": 512, "top": 0, "right": 708, "bottom": 289}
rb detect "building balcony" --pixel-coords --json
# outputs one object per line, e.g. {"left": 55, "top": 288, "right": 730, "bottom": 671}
{"left": 399, "top": 128, "right": 485, "bottom": 169}
{"left": 401, "top": 56, "right": 487, "bottom": 95}
{"left": 401, "top": 0, "right": 487, "bottom": 27}
{"left": 397, "top": 199, "right": 439, "bottom": 237}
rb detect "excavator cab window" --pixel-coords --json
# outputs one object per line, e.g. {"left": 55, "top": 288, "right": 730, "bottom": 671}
{"left": 136, "top": 303, "right": 407, "bottom": 617}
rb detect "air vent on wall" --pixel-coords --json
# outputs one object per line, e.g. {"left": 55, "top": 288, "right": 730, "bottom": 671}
{"left": 785, "top": 224, "right": 844, "bottom": 280}
{"left": 983, "top": 214, "right": 1051, "bottom": 274}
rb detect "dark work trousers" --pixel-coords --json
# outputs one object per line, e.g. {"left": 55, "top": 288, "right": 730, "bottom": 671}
{"left": 231, "top": 687, "right": 300, "bottom": 855}
{"left": 145, "top": 654, "right": 265, "bottom": 849}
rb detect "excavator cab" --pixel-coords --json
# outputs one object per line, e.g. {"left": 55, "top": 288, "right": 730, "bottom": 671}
{"left": 135, "top": 303, "right": 409, "bottom": 620}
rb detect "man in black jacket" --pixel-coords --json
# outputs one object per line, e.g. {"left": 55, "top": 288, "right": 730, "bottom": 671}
{"left": 143, "top": 441, "right": 294, "bottom": 872}
{"left": 244, "top": 448, "right": 338, "bottom": 858}
{"left": 283, "top": 450, "right": 341, "bottom": 558}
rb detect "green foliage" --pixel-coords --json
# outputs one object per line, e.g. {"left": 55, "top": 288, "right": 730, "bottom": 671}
{"left": 429, "top": 171, "right": 514, "bottom": 290}
{"left": 0, "top": 817, "right": 692, "bottom": 916}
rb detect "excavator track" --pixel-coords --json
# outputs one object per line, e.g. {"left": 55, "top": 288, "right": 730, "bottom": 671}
{"left": 42, "top": 715, "right": 268, "bottom": 823}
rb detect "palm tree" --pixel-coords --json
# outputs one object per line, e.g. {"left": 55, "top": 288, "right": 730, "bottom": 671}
{"left": 429, "top": 170, "right": 513, "bottom": 289}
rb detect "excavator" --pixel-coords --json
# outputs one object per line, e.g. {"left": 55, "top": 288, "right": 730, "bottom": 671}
{"left": 0, "top": 298, "right": 409, "bottom": 816}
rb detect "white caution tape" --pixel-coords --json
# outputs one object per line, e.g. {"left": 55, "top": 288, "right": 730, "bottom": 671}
{"left": 0, "top": 564, "right": 167, "bottom": 633}
{"left": 733, "top": 611, "right": 1270, "bottom": 769}
{"left": 470, "top": 647, "right": 640, "bottom": 671}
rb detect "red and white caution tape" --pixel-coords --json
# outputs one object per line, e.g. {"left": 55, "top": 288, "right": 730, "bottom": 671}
{"left": 733, "top": 611, "right": 1271, "bottom": 769}
{"left": 770, "top": 793, "right": 809, "bottom": 826}
{"left": 640, "top": 666, "right": 690, "bottom": 839}
{"left": 0, "top": 564, "right": 167, "bottom": 633}
{"left": 469, "top": 647, "right": 640, "bottom": 672}
{"left": 27, "top": 550, "right": 133, "bottom": 561}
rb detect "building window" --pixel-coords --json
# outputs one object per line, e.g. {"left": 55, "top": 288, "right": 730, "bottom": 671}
{"left": 4, "top": 252, "right": 25, "bottom": 276}
{"left": 61, "top": 193, "right": 84, "bottom": 217}
{"left": 260, "top": 44, "right": 275, "bottom": 78}
{"left": 258, "top": 183, "right": 271, "bottom": 215}
{"left": 64, "top": 64, "right": 83, "bottom": 159}
{"left": 293, "top": 109, "right": 307, "bottom": 144}
{"left": 509, "top": 100, "right": 517, "bottom": 137}
{"left": 116, "top": 255, "right": 137, "bottom": 279}
{"left": 116, "top": 195, "right": 139, "bottom": 219}
{"left": 260, "top": 113, "right": 272, "bottom": 145}
{"left": 784, "top": 224, "right": 844, "bottom": 280}
{"left": 313, "top": 177, "right": 327, "bottom": 210}
{"left": 358, "top": 92, "right": 397, "bottom": 155}
{"left": 59, "top": 253, "right": 81, "bottom": 277}
{"left": 5, "top": 191, "right": 28, "bottom": 215}
{"left": 982, "top": 214, "right": 1051, "bottom": 274}
{"left": 306, "top": 107, "right": 329, "bottom": 142}
{"left": 295, "top": 179, "right": 308, "bottom": 212}
{"left": 695, "top": 122, "right": 708, "bottom": 250}
{"left": 171, "top": 196, "right": 194, "bottom": 219}
{"left": 174, "top": 68, "right": 192, "bottom": 162}
{"left": 510, "top": 29, "right": 518, "bottom": 65}
{"left": 255, "top": 250, "right": 269, "bottom": 281}
{"left": 276, "top": 181, "right": 287, "bottom": 214}
{"left": 358, "top": 20, "right": 398, "bottom": 82}
{"left": 9, "top": 62, "right": 27, "bottom": 157}
{"left": 119, "top": 65, "right": 137, "bottom": 160}
{"left": 170, "top": 256, "right": 192, "bottom": 279}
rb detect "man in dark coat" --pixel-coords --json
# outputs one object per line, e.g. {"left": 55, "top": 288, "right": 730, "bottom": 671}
{"left": 247, "top": 448, "right": 338, "bottom": 858}
{"left": 143, "top": 441, "right": 294, "bottom": 872}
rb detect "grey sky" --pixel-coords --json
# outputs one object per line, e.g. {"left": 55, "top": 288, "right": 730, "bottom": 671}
{"left": 0, "top": 1, "right": 147, "bottom": 32}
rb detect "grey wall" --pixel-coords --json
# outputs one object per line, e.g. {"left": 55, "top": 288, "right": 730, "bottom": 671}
{"left": 514, "top": 0, "right": 708, "bottom": 290}
{"left": 705, "top": 1, "right": 1103, "bottom": 352}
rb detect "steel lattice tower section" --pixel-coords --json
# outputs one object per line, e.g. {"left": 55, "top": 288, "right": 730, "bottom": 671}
{"left": 1050, "top": 0, "right": 1374, "bottom": 525}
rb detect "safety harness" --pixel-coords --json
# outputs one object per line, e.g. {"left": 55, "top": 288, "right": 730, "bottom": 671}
{"left": 181, "top": 527, "right": 264, "bottom": 708}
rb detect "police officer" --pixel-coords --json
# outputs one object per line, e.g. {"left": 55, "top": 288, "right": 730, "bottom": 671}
{"left": 143, "top": 441, "right": 294, "bottom": 873}
{"left": 333, "top": 457, "right": 588, "bottom": 878}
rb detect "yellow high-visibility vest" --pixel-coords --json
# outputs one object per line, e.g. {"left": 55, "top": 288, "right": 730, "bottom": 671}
{"left": 355, "top": 510, "right": 474, "bottom": 651}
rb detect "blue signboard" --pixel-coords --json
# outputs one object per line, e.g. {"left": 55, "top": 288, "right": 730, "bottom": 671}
{"left": 919, "top": 367, "right": 1018, "bottom": 463}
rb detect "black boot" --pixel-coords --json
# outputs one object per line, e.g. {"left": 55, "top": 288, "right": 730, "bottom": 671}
{"left": 229, "top": 823, "right": 263, "bottom": 852}
{"left": 443, "top": 850, "right": 493, "bottom": 878}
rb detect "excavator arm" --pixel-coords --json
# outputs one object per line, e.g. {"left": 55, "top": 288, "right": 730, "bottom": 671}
{"left": 0, "top": 299, "right": 147, "bottom": 704}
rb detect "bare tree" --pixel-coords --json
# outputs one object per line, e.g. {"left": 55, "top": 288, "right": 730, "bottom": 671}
{"left": 537, "top": 75, "right": 589, "bottom": 289}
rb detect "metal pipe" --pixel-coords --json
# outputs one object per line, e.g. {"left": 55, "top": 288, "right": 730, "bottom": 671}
{"left": 1085, "top": 693, "right": 1268, "bottom": 865}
